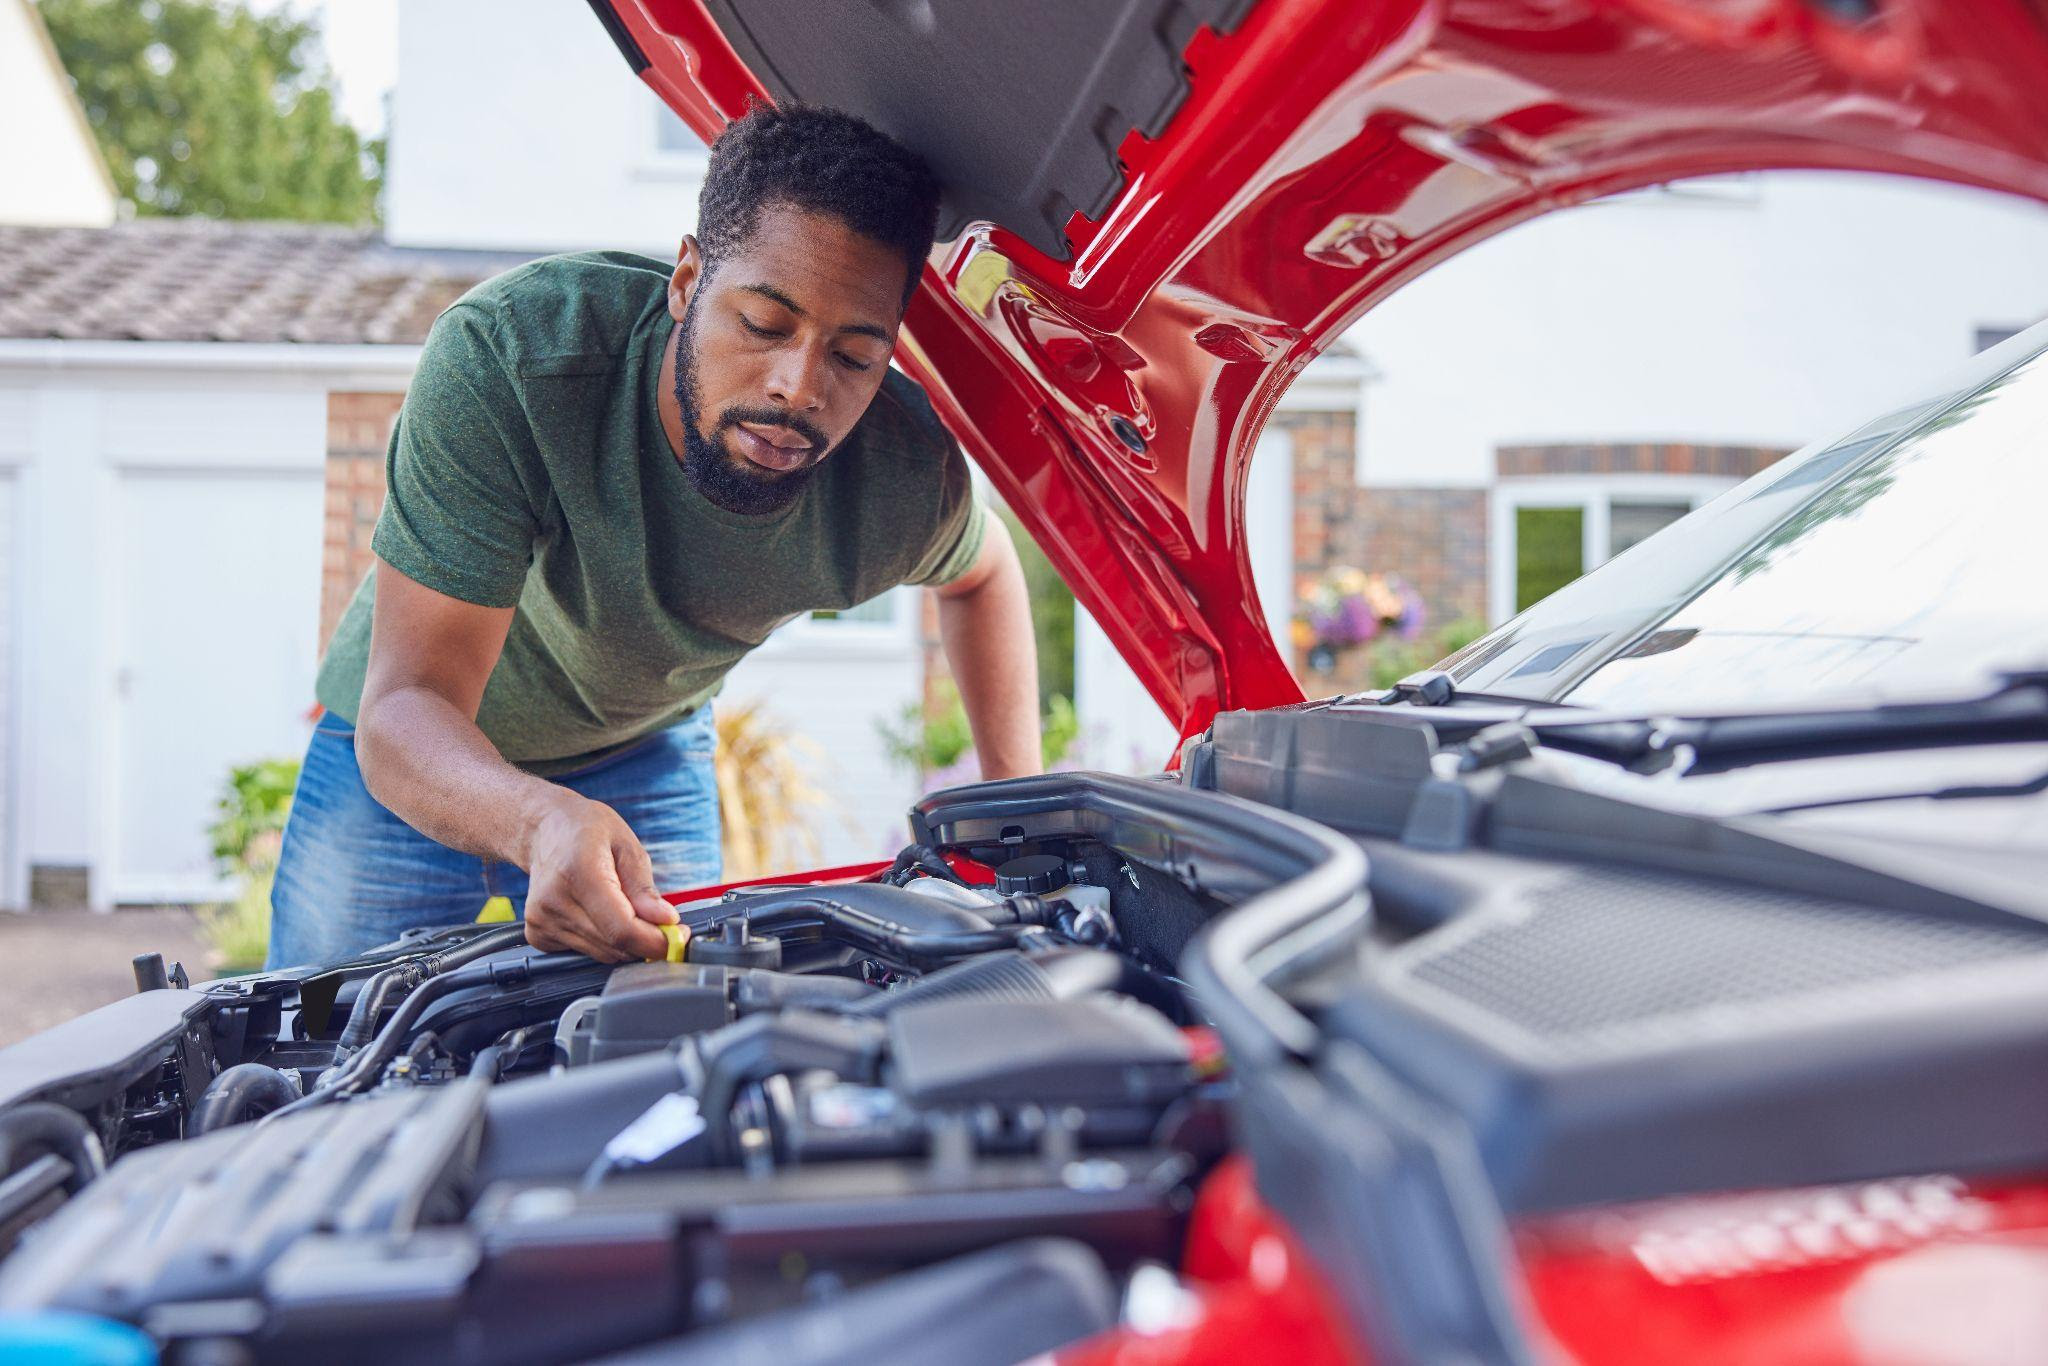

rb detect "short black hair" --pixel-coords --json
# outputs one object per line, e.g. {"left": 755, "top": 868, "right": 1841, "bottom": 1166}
{"left": 695, "top": 102, "right": 942, "bottom": 310}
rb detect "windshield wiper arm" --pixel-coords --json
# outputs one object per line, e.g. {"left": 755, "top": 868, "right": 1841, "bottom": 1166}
{"left": 1342, "top": 669, "right": 1574, "bottom": 711}
{"left": 1528, "top": 674, "right": 2048, "bottom": 773}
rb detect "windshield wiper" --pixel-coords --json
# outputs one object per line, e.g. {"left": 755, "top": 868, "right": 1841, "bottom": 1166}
{"left": 1520, "top": 673, "right": 2048, "bottom": 774}
{"left": 1341, "top": 669, "right": 1573, "bottom": 711}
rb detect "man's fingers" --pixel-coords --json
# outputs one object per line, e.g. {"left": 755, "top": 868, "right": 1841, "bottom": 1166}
{"left": 525, "top": 901, "right": 604, "bottom": 960}
{"left": 596, "top": 912, "right": 668, "bottom": 961}
{"left": 563, "top": 858, "right": 671, "bottom": 961}
{"left": 613, "top": 836, "right": 678, "bottom": 926}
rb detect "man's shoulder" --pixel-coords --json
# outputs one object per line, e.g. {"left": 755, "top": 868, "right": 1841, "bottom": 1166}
{"left": 855, "top": 368, "right": 958, "bottom": 465}
{"left": 444, "top": 251, "right": 670, "bottom": 376}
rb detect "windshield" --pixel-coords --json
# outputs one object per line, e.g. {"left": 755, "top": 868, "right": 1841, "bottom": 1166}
{"left": 1440, "top": 324, "right": 2048, "bottom": 710}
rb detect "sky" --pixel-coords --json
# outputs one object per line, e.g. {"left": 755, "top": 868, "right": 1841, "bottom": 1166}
{"left": 248, "top": 0, "right": 397, "bottom": 137}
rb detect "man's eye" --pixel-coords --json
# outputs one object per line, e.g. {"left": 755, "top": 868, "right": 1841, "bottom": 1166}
{"left": 836, "top": 353, "right": 873, "bottom": 373}
{"left": 739, "top": 316, "right": 784, "bottom": 339}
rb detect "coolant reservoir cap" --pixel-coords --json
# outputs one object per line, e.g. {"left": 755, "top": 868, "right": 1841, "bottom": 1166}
{"left": 994, "top": 853, "right": 1067, "bottom": 896}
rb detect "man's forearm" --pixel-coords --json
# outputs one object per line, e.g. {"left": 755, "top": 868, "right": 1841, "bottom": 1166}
{"left": 937, "top": 525, "right": 1042, "bottom": 780}
{"left": 355, "top": 685, "right": 574, "bottom": 867}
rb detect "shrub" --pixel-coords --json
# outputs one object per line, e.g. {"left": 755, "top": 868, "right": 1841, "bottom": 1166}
{"left": 715, "top": 700, "right": 830, "bottom": 879}
{"left": 200, "top": 756, "right": 301, "bottom": 972}
{"left": 879, "top": 678, "right": 1081, "bottom": 786}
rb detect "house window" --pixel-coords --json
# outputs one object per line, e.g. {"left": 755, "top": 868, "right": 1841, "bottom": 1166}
{"left": 655, "top": 102, "right": 699, "bottom": 154}
{"left": 1513, "top": 506, "right": 1583, "bottom": 613}
{"left": 1493, "top": 480, "right": 1734, "bottom": 621}
{"left": 640, "top": 97, "right": 710, "bottom": 180}
{"left": 1607, "top": 500, "right": 1691, "bottom": 556}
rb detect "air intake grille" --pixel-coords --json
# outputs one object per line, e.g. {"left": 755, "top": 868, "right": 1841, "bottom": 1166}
{"left": 1402, "top": 868, "right": 2048, "bottom": 1044}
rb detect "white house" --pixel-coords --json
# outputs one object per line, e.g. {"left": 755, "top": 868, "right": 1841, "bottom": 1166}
{"left": 0, "top": 0, "right": 115, "bottom": 229}
{"left": 0, "top": 223, "right": 530, "bottom": 909}
{"left": 1349, "top": 173, "right": 2048, "bottom": 625}
{"left": 1074, "top": 172, "right": 2048, "bottom": 773}
{"left": 0, "top": 0, "right": 934, "bottom": 911}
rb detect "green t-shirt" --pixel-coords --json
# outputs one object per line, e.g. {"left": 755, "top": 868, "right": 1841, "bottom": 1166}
{"left": 316, "top": 251, "right": 987, "bottom": 775}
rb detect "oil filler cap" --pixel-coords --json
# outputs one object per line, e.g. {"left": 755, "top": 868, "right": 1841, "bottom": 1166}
{"left": 688, "top": 915, "right": 782, "bottom": 969}
{"left": 994, "top": 853, "right": 1067, "bottom": 896}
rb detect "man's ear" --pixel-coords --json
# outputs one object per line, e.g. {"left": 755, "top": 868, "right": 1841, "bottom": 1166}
{"left": 668, "top": 236, "right": 703, "bottom": 323}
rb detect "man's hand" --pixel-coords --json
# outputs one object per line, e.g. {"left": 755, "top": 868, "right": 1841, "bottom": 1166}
{"left": 358, "top": 560, "right": 682, "bottom": 965}
{"left": 521, "top": 792, "right": 680, "bottom": 962}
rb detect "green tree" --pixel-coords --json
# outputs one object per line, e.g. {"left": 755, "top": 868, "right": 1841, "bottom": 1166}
{"left": 39, "top": 0, "right": 381, "bottom": 223}
{"left": 996, "top": 504, "right": 1076, "bottom": 708}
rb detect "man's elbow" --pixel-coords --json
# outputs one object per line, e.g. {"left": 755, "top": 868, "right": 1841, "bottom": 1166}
{"left": 350, "top": 689, "right": 403, "bottom": 806}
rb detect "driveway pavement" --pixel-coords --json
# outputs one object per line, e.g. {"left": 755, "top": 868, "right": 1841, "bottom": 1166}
{"left": 0, "top": 908, "right": 216, "bottom": 1048}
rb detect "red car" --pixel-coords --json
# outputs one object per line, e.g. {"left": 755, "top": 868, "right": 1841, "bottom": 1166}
{"left": 5, "top": 1, "right": 2048, "bottom": 1361}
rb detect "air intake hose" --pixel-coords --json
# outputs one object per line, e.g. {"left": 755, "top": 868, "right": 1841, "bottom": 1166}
{"left": 0, "top": 1103, "right": 104, "bottom": 1192}
{"left": 838, "top": 947, "right": 1125, "bottom": 1017}
{"left": 189, "top": 1064, "right": 303, "bottom": 1135}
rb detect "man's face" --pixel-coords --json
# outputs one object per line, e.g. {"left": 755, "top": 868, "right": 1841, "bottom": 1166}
{"left": 669, "top": 206, "right": 908, "bottom": 514}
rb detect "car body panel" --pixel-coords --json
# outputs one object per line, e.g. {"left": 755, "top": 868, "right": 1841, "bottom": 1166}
{"left": 596, "top": 0, "right": 2048, "bottom": 744}
{"left": 1060, "top": 1158, "right": 2048, "bottom": 1365}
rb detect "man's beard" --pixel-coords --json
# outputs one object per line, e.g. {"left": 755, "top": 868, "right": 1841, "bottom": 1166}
{"left": 671, "top": 301, "right": 832, "bottom": 516}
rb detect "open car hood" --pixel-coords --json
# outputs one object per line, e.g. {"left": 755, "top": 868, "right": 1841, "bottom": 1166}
{"left": 587, "top": 0, "right": 2048, "bottom": 743}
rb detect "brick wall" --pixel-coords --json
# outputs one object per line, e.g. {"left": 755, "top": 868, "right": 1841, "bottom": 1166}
{"left": 1497, "top": 442, "right": 1789, "bottom": 479}
{"left": 1276, "top": 411, "right": 1488, "bottom": 687}
{"left": 322, "top": 392, "right": 404, "bottom": 650}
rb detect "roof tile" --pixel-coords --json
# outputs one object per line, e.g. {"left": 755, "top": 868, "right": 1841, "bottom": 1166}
{"left": 0, "top": 221, "right": 535, "bottom": 345}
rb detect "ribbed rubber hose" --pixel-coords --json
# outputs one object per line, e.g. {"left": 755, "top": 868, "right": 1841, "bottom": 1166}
{"left": 337, "top": 923, "right": 532, "bottom": 1050}
{"left": 189, "top": 1064, "right": 303, "bottom": 1135}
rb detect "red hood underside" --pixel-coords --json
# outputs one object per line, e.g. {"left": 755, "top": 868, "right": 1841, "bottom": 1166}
{"left": 600, "top": 0, "right": 2048, "bottom": 746}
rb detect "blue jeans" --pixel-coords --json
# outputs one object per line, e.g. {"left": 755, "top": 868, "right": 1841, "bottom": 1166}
{"left": 266, "top": 710, "right": 721, "bottom": 969}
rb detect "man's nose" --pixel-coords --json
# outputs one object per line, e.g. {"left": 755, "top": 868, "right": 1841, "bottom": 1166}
{"left": 765, "top": 344, "right": 828, "bottom": 414}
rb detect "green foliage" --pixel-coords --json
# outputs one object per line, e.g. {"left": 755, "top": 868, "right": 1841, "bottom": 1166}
{"left": 201, "top": 755, "right": 298, "bottom": 972}
{"left": 200, "top": 876, "right": 274, "bottom": 975}
{"left": 1041, "top": 693, "right": 1079, "bottom": 768}
{"left": 208, "top": 756, "right": 299, "bottom": 877}
{"left": 39, "top": 0, "right": 382, "bottom": 222}
{"left": 879, "top": 678, "right": 1081, "bottom": 776}
{"left": 878, "top": 678, "right": 974, "bottom": 773}
{"left": 1358, "top": 617, "right": 1490, "bottom": 692}
{"left": 996, "top": 505, "right": 1075, "bottom": 709}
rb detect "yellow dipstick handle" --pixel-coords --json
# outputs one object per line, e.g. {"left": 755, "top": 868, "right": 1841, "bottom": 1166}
{"left": 655, "top": 922, "right": 691, "bottom": 963}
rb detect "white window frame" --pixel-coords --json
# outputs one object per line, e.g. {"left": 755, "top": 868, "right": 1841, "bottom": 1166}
{"left": 1489, "top": 474, "right": 1738, "bottom": 623}
{"left": 635, "top": 93, "right": 711, "bottom": 183}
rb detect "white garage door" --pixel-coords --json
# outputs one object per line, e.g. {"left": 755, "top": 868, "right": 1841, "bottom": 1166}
{"left": 111, "top": 469, "right": 324, "bottom": 903}
{"left": 0, "top": 473, "right": 15, "bottom": 904}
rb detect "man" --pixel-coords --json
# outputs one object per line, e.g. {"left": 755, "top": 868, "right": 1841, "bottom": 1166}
{"left": 267, "top": 104, "right": 1039, "bottom": 969}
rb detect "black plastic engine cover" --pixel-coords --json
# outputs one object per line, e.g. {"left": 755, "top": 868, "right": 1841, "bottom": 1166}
{"left": 0, "top": 1079, "right": 488, "bottom": 1321}
{"left": 886, "top": 997, "right": 1190, "bottom": 1107}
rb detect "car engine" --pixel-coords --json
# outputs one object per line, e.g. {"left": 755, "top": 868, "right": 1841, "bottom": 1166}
{"left": 0, "top": 772, "right": 1340, "bottom": 1365}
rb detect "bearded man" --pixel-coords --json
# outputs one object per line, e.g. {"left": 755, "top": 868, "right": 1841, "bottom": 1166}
{"left": 267, "top": 105, "right": 1037, "bottom": 968}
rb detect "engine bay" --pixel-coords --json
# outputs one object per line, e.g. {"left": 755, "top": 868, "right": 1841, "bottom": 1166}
{"left": 12, "top": 734, "right": 2048, "bottom": 1365}
{"left": 0, "top": 773, "right": 1339, "bottom": 1365}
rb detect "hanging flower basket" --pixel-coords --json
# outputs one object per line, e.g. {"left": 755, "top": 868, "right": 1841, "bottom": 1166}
{"left": 1292, "top": 568, "right": 1427, "bottom": 674}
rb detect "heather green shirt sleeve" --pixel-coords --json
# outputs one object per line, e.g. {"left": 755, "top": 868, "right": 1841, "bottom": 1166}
{"left": 906, "top": 459, "right": 989, "bottom": 587}
{"left": 881, "top": 373, "right": 986, "bottom": 588}
{"left": 370, "top": 304, "right": 542, "bottom": 609}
